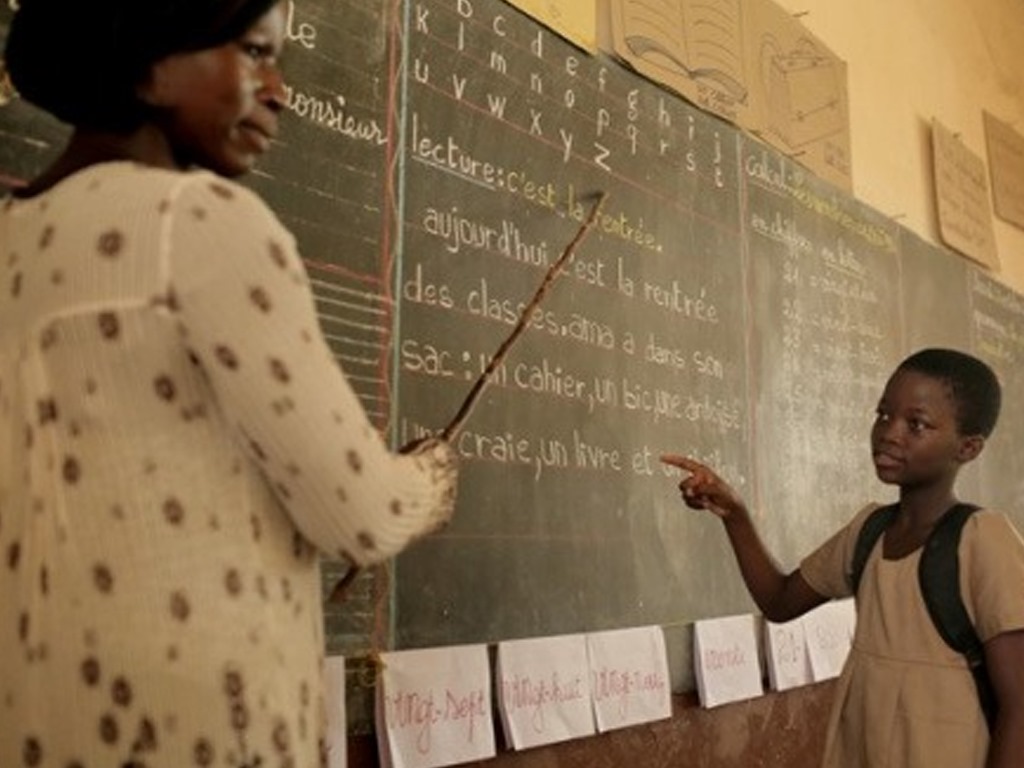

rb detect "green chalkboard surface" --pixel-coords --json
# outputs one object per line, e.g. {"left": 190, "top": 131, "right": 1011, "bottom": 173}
{"left": 741, "top": 137, "right": 903, "bottom": 565}
{"left": 969, "top": 270, "right": 1024, "bottom": 513}
{"left": 391, "top": 0, "right": 751, "bottom": 651}
{"left": 2, "top": 0, "right": 1022, "bottom": 701}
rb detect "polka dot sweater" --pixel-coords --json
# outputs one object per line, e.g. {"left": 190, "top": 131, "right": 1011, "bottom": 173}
{"left": 0, "top": 163, "right": 457, "bottom": 768}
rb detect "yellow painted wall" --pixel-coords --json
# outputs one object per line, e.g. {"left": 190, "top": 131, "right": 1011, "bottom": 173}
{"left": 773, "top": 0, "right": 1024, "bottom": 292}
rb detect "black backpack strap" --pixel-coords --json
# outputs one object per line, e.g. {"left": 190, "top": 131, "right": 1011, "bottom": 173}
{"left": 850, "top": 503, "right": 898, "bottom": 594}
{"left": 920, "top": 503, "right": 997, "bottom": 729}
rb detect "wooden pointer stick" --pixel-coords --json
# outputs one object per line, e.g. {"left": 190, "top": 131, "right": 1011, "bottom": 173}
{"left": 328, "top": 192, "right": 608, "bottom": 604}
{"left": 441, "top": 191, "right": 608, "bottom": 440}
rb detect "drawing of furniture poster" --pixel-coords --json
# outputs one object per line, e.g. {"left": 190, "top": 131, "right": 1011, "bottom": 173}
{"left": 761, "top": 37, "right": 844, "bottom": 148}
{"left": 742, "top": 0, "right": 852, "bottom": 190}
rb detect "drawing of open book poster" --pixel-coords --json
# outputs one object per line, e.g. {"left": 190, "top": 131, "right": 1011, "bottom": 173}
{"left": 744, "top": 0, "right": 852, "bottom": 190}
{"left": 610, "top": 0, "right": 750, "bottom": 124}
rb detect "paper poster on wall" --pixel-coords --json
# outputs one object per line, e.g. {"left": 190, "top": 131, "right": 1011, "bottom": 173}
{"left": 983, "top": 110, "right": 1024, "bottom": 232}
{"left": 496, "top": 634, "right": 596, "bottom": 750}
{"left": 741, "top": 0, "right": 851, "bottom": 191}
{"left": 586, "top": 626, "right": 672, "bottom": 731}
{"left": 607, "top": 0, "right": 851, "bottom": 190}
{"left": 932, "top": 118, "right": 999, "bottom": 270}
{"left": 506, "top": 0, "right": 597, "bottom": 52}
{"left": 376, "top": 645, "right": 495, "bottom": 768}
{"left": 324, "top": 656, "right": 348, "bottom": 768}
{"left": 804, "top": 598, "right": 856, "bottom": 682}
{"left": 693, "top": 614, "right": 764, "bottom": 708}
{"left": 764, "top": 617, "right": 813, "bottom": 692}
{"left": 609, "top": 0, "right": 751, "bottom": 125}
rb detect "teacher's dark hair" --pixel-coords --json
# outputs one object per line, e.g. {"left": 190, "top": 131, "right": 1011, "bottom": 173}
{"left": 5, "top": 0, "right": 281, "bottom": 131}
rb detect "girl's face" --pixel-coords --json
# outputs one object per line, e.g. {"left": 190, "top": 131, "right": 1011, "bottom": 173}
{"left": 140, "top": 2, "right": 287, "bottom": 177}
{"left": 870, "top": 369, "right": 976, "bottom": 489}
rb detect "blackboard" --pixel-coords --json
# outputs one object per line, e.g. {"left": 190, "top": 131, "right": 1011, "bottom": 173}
{"left": 969, "top": 270, "right": 1024, "bottom": 513}
{"left": 741, "top": 136, "right": 901, "bottom": 565}
{"left": 2, "top": 0, "right": 1023, "bottom": 699}
{"left": 391, "top": 0, "right": 751, "bottom": 652}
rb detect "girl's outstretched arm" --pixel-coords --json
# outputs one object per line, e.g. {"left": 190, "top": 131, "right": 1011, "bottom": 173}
{"left": 661, "top": 454, "right": 827, "bottom": 623}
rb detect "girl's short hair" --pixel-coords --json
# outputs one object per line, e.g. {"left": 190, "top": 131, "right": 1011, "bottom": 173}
{"left": 897, "top": 348, "right": 1002, "bottom": 438}
{"left": 5, "top": 0, "right": 281, "bottom": 131}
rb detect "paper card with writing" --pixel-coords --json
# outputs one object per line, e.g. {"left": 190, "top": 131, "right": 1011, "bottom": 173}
{"left": 932, "top": 117, "right": 999, "bottom": 270}
{"left": 376, "top": 679, "right": 394, "bottom": 768}
{"left": 586, "top": 626, "right": 672, "bottom": 732}
{"left": 377, "top": 645, "right": 495, "bottom": 768}
{"left": 984, "top": 110, "right": 1024, "bottom": 231}
{"left": 693, "top": 614, "right": 763, "bottom": 708}
{"left": 324, "top": 655, "right": 348, "bottom": 768}
{"left": 804, "top": 598, "right": 856, "bottom": 682}
{"left": 497, "top": 634, "right": 595, "bottom": 750}
{"left": 764, "top": 617, "right": 812, "bottom": 692}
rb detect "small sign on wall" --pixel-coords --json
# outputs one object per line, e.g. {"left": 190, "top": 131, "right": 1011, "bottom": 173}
{"left": 932, "top": 118, "right": 999, "bottom": 270}
{"left": 983, "top": 111, "right": 1024, "bottom": 233}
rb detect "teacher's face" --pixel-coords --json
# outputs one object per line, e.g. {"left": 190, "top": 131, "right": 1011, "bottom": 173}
{"left": 142, "top": 2, "right": 288, "bottom": 177}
